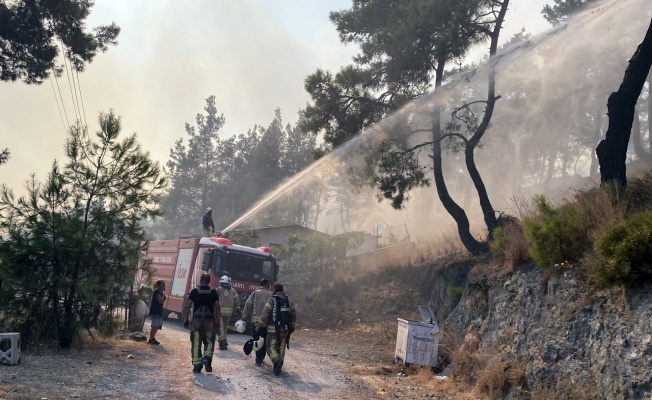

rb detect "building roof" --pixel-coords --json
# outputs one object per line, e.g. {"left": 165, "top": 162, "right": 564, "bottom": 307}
{"left": 229, "top": 224, "right": 329, "bottom": 237}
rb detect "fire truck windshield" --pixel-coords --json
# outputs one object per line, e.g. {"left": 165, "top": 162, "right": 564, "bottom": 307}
{"left": 216, "top": 251, "right": 275, "bottom": 282}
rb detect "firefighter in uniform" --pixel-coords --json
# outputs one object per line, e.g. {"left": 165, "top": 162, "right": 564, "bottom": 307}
{"left": 256, "top": 282, "right": 297, "bottom": 376}
{"left": 183, "top": 273, "right": 221, "bottom": 373}
{"left": 216, "top": 275, "right": 240, "bottom": 350}
{"left": 202, "top": 207, "right": 215, "bottom": 236}
{"left": 241, "top": 278, "right": 272, "bottom": 366}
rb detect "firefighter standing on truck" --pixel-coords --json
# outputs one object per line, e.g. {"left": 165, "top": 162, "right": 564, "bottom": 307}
{"left": 216, "top": 275, "right": 240, "bottom": 350}
{"left": 241, "top": 278, "right": 272, "bottom": 366}
{"left": 183, "top": 273, "right": 221, "bottom": 373}
{"left": 202, "top": 207, "right": 215, "bottom": 236}
{"left": 256, "top": 282, "right": 296, "bottom": 376}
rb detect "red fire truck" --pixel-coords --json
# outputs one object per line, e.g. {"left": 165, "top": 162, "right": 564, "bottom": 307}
{"left": 136, "top": 236, "right": 278, "bottom": 320}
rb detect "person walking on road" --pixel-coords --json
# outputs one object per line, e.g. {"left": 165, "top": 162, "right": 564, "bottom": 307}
{"left": 241, "top": 278, "right": 272, "bottom": 366}
{"left": 256, "top": 282, "right": 296, "bottom": 376}
{"left": 202, "top": 207, "right": 215, "bottom": 236}
{"left": 183, "top": 273, "right": 221, "bottom": 373}
{"left": 216, "top": 275, "right": 240, "bottom": 350}
{"left": 148, "top": 280, "right": 166, "bottom": 345}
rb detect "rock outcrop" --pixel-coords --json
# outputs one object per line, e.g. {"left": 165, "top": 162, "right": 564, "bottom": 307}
{"left": 446, "top": 262, "right": 652, "bottom": 399}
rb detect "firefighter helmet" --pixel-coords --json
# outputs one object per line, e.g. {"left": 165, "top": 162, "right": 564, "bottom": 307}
{"left": 206, "top": 207, "right": 212, "bottom": 213}
{"left": 219, "top": 275, "right": 230, "bottom": 284}
{"left": 235, "top": 319, "right": 246, "bottom": 333}
{"left": 243, "top": 338, "right": 254, "bottom": 355}
{"left": 253, "top": 337, "right": 265, "bottom": 351}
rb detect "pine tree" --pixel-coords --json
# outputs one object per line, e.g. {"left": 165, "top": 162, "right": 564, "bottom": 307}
{"left": 0, "top": 111, "right": 166, "bottom": 348}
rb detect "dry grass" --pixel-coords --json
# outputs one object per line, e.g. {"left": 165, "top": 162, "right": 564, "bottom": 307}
{"left": 473, "top": 356, "right": 508, "bottom": 399}
{"left": 487, "top": 196, "right": 538, "bottom": 272}
{"left": 354, "top": 243, "right": 422, "bottom": 272}
{"left": 570, "top": 187, "right": 626, "bottom": 243}
{"left": 496, "top": 219, "right": 531, "bottom": 269}
{"left": 378, "top": 320, "right": 398, "bottom": 342}
{"left": 411, "top": 367, "right": 477, "bottom": 399}
{"left": 437, "top": 324, "right": 465, "bottom": 368}
{"left": 452, "top": 344, "right": 484, "bottom": 387}
{"left": 510, "top": 195, "right": 540, "bottom": 221}
{"left": 417, "top": 232, "right": 468, "bottom": 262}
{"left": 437, "top": 324, "right": 528, "bottom": 400}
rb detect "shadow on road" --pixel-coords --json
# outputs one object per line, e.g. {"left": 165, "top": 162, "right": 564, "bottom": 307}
{"left": 258, "top": 370, "right": 323, "bottom": 395}
{"left": 190, "top": 373, "right": 235, "bottom": 396}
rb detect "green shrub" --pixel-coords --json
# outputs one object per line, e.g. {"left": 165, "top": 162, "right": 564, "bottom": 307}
{"left": 97, "top": 309, "right": 122, "bottom": 337}
{"left": 446, "top": 286, "right": 464, "bottom": 301}
{"left": 490, "top": 226, "right": 509, "bottom": 255}
{"left": 625, "top": 172, "right": 652, "bottom": 214}
{"left": 523, "top": 196, "right": 586, "bottom": 268}
{"left": 490, "top": 219, "right": 530, "bottom": 267}
{"left": 572, "top": 186, "right": 626, "bottom": 242}
{"left": 591, "top": 211, "right": 652, "bottom": 286}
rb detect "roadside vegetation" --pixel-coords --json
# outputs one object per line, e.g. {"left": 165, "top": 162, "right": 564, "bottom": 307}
{"left": 490, "top": 171, "right": 652, "bottom": 288}
{"left": 0, "top": 113, "right": 166, "bottom": 349}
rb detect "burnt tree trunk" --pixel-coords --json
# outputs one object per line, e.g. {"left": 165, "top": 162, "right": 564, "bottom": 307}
{"left": 464, "top": 0, "right": 509, "bottom": 239}
{"left": 596, "top": 18, "right": 652, "bottom": 190}
{"left": 432, "top": 59, "right": 488, "bottom": 256}
{"left": 647, "top": 74, "right": 652, "bottom": 150}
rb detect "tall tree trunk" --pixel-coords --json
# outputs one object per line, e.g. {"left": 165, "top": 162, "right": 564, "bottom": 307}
{"left": 596, "top": 18, "right": 652, "bottom": 190}
{"left": 590, "top": 110, "right": 603, "bottom": 177}
{"left": 61, "top": 269, "right": 78, "bottom": 348}
{"left": 543, "top": 148, "right": 556, "bottom": 193}
{"left": 464, "top": 0, "right": 509, "bottom": 239}
{"left": 647, "top": 74, "right": 652, "bottom": 150}
{"left": 432, "top": 61, "right": 487, "bottom": 255}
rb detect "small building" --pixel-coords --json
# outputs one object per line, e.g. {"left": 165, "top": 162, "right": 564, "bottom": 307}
{"left": 228, "top": 225, "right": 327, "bottom": 251}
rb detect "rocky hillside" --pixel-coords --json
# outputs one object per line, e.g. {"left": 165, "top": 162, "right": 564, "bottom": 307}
{"left": 447, "top": 261, "right": 652, "bottom": 399}
{"left": 282, "top": 236, "right": 652, "bottom": 399}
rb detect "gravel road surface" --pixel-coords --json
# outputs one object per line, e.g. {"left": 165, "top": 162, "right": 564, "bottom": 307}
{"left": 1, "top": 317, "right": 378, "bottom": 399}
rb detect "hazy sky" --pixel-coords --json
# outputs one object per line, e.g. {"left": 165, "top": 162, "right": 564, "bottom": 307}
{"left": 0, "top": 1, "right": 550, "bottom": 195}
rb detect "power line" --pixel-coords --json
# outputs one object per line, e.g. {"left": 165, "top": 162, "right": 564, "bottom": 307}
{"left": 75, "top": 69, "right": 88, "bottom": 126}
{"left": 68, "top": 56, "right": 85, "bottom": 126}
{"left": 51, "top": 68, "right": 71, "bottom": 131}
{"left": 60, "top": 41, "right": 80, "bottom": 123}
{"left": 49, "top": 75, "right": 69, "bottom": 135}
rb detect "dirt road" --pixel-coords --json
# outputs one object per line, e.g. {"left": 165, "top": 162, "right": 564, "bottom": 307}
{"left": 1, "top": 318, "right": 390, "bottom": 400}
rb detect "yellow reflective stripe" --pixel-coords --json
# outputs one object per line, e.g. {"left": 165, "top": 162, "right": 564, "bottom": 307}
{"left": 220, "top": 307, "right": 234, "bottom": 313}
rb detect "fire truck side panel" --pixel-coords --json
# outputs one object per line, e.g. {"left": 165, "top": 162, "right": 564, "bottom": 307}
{"left": 165, "top": 238, "right": 200, "bottom": 315}
{"left": 143, "top": 240, "right": 180, "bottom": 307}
{"left": 169, "top": 238, "right": 197, "bottom": 298}
{"left": 169, "top": 248, "right": 193, "bottom": 296}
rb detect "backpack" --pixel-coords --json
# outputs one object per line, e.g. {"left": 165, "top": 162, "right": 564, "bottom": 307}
{"left": 193, "top": 287, "right": 215, "bottom": 320}
{"left": 272, "top": 295, "right": 291, "bottom": 332}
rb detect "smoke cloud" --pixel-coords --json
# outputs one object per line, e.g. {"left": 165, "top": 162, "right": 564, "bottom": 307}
{"left": 227, "top": 0, "right": 652, "bottom": 245}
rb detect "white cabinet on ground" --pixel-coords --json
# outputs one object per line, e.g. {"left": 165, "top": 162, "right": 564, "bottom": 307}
{"left": 395, "top": 306, "right": 440, "bottom": 367}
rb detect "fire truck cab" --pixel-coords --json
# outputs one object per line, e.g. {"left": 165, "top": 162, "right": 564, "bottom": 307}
{"left": 137, "top": 236, "right": 278, "bottom": 321}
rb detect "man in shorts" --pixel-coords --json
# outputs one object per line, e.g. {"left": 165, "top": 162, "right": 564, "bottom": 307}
{"left": 148, "top": 280, "right": 167, "bottom": 345}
